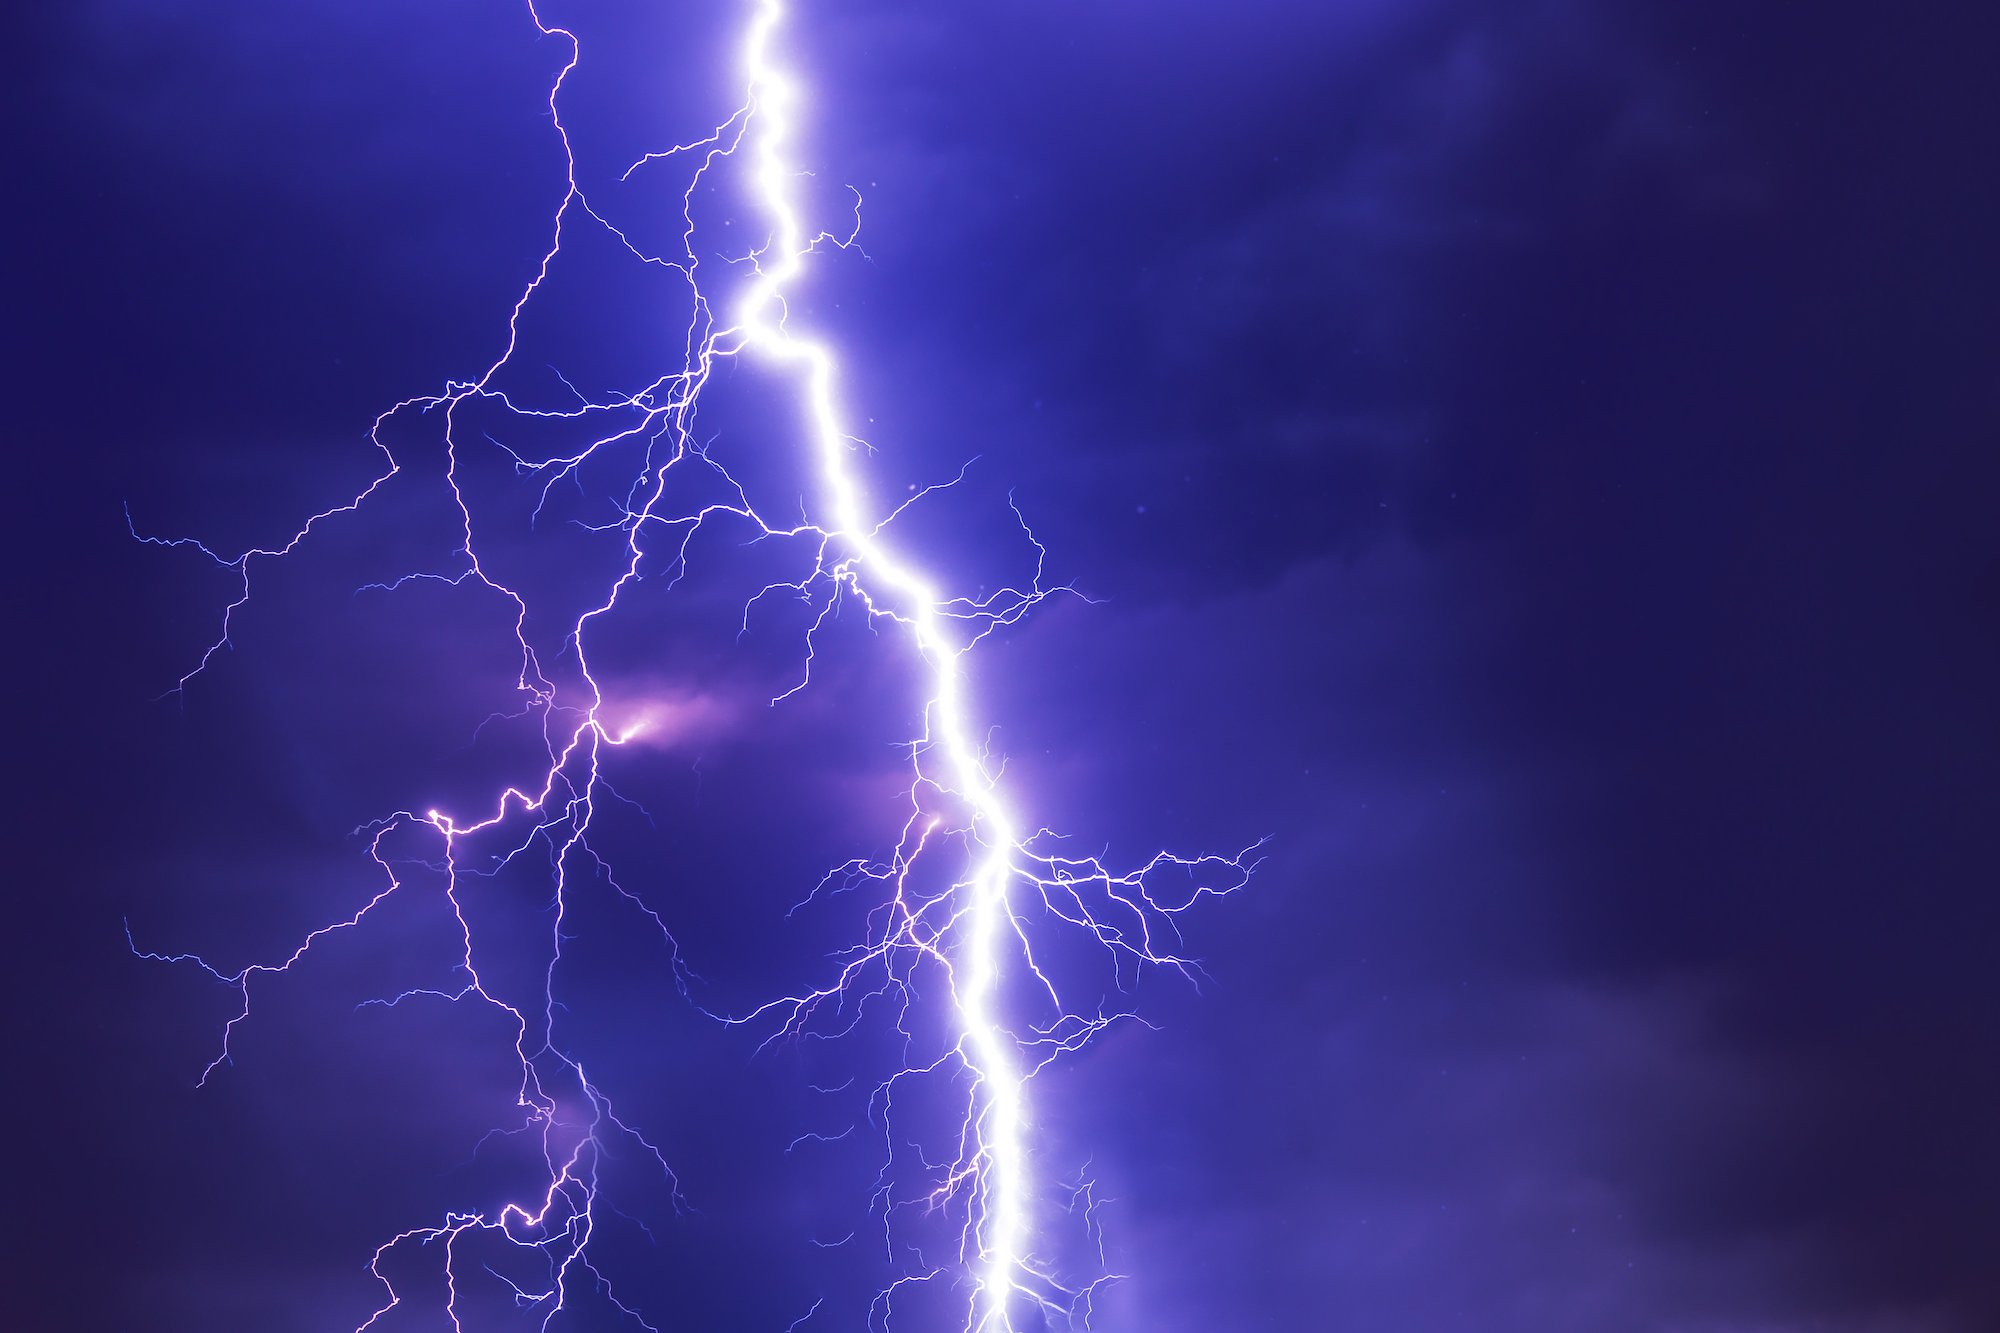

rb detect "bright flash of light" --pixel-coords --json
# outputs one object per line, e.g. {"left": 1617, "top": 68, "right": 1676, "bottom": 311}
{"left": 129, "top": 2, "right": 1255, "bottom": 1329}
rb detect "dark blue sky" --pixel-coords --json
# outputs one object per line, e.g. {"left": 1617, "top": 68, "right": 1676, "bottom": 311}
{"left": 8, "top": 2, "right": 1997, "bottom": 1330}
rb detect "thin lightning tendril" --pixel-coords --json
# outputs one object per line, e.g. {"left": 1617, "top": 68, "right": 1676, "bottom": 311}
{"left": 131, "top": 2, "right": 1254, "bottom": 1329}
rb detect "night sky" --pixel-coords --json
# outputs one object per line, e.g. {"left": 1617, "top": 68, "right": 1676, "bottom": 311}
{"left": 9, "top": 2, "right": 1999, "bottom": 1330}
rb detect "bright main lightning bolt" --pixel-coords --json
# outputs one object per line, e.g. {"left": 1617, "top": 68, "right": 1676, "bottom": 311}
{"left": 131, "top": 2, "right": 1252, "bottom": 1329}
{"left": 728, "top": 4, "right": 1045, "bottom": 1323}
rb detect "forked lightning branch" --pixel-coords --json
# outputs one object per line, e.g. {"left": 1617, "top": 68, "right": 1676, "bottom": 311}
{"left": 132, "top": 2, "right": 1252, "bottom": 1329}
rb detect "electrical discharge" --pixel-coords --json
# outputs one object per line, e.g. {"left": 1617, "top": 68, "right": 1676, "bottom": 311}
{"left": 133, "top": 3, "right": 1253, "bottom": 1329}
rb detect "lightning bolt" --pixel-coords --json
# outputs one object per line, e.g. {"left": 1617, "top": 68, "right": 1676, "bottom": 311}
{"left": 130, "top": 2, "right": 1254, "bottom": 1330}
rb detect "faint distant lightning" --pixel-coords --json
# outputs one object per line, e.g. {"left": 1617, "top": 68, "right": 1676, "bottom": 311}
{"left": 131, "top": 1, "right": 1251, "bottom": 1329}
